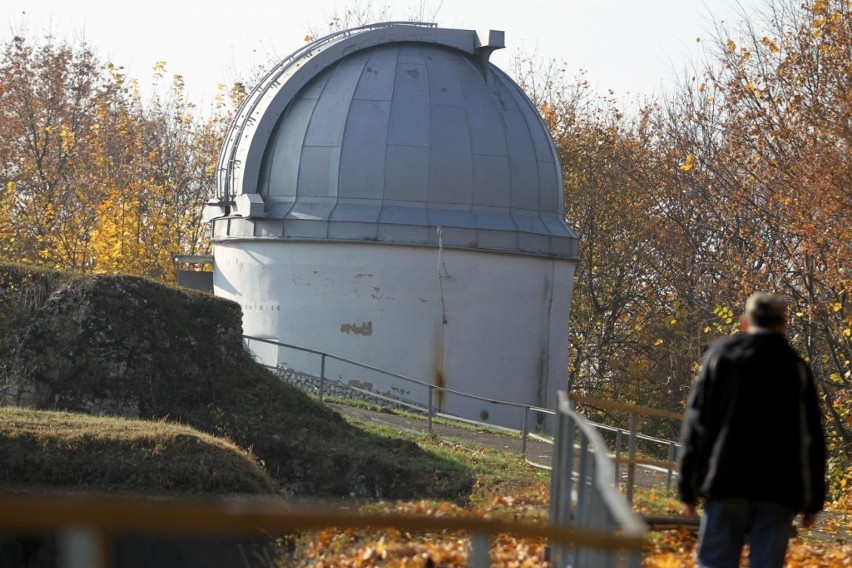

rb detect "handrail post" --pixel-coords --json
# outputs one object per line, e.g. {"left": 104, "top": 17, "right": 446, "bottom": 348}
{"left": 60, "top": 526, "right": 104, "bottom": 568}
{"left": 521, "top": 406, "right": 529, "bottom": 458}
{"left": 576, "top": 434, "right": 590, "bottom": 522}
{"left": 427, "top": 385, "right": 433, "bottom": 434}
{"left": 469, "top": 533, "right": 490, "bottom": 567}
{"left": 627, "top": 411, "right": 638, "bottom": 504}
{"left": 667, "top": 442, "right": 676, "bottom": 490}
{"left": 573, "top": 432, "right": 590, "bottom": 568}
{"left": 547, "top": 401, "right": 572, "bottom": 567}
{"left": 615, "top": 429, "right": 622, "bottom": 487}
{"left": 319, "top": 354, "right": 326, "bottom": 403}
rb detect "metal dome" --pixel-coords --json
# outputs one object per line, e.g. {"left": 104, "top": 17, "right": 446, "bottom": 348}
{"left": 204, "top": 22, "right": 578, "bottom": 259}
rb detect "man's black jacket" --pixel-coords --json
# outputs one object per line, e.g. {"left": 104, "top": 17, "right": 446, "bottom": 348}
{"left": 678, "top": 331, "right": 826, "bottom": 513}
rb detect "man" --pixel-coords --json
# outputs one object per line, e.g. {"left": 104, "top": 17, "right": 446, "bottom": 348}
{"left": 678, "top": 292, "right": 825, "bottom": 568}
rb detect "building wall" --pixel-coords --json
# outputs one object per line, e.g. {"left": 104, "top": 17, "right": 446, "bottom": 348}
{"left": 214, "top": 240, "right": 574, "bottom": 429}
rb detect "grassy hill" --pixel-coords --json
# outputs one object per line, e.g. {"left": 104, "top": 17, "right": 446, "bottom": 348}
{"left": 0, "top": 263, "right": 472, "bottom": 500}
{"left": 0, "top": 406, "right": 275, "bottom": 494}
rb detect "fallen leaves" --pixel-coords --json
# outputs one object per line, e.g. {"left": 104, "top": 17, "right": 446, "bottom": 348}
{"left": 279, "top": 487, "right": 851, "bottom": 566}
{"left": 279, "top": 496, "right": 550, "bottom": 567}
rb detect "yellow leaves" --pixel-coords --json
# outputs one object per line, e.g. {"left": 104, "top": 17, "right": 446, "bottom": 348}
{"left": 59, "top": 125, "right": 75, "bottom": 152}
{"left": 726, "top": 38, "right": 737, "bottom": 52}
{"left": 304, "top": 35, "right": 315, "bottom": 42}
{"left": 654, "top": 339, "right": 665, "bottom": 346}
{"left": 762, "top": 36, "right": 780, "bottom": 53}
{"left": 107, "top": 62, "right": 125, "bottom": 84}
{"left": 785, "top": 541, "right": 852, "bottom": 568}
{"left": 643, "top": 527, "right": 698, "bottom": 567}
{"left": 714, "top": 306, "right": 734, "bottom": 321}
{"left": 644, "top": 552, "right": 686, "bottom": 568}
{"left": 642, "top": 508, "right": 852, "bottom": 568}
{"left": 492, "top": 495, "right": 516, "bottom": 506}
{"left": 152, "top": 60, "right": 167, "bottom": 79}
{"left": 540, "top": 102, "right": 555, "bottom": 125}
{"left": 747, "top": 82, "right": 763, "bottom": 98}
{"left": 832, "top": 302, "right": 842, "bottom": 312}
{"left": 679, "top": 154, "right": 696, "bottom": 171}
{"left": 291, "top": 498, "right": 550, "bottom": 567}
{"left": 360, "top": 536, "right": 388, "bottom": 562}
{"left": 712, "top": 306, "right": 736, "bottom": 332}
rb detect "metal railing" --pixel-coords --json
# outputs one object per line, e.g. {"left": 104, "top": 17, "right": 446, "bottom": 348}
{"left": 243, "top": 335, "right": 556, "bottom": 469}
{"left": 243, "top": 336, "right": 684, "bottom": 492}
{"left": 0, "top": 492, "right": 645, "bottom": 568}
{"left": 549, "top": 391, "right": 648, "bottom": 568}
{"left": 567, "top": 394, "right": 683, "bottom": 502}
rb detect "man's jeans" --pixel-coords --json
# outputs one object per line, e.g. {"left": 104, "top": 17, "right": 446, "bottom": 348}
{"left": 698, "top": 499, "right": 796, "bottom": 568}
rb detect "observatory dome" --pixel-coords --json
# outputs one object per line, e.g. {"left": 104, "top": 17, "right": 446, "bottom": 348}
{"left": 205, "top": 23, "right": 577, "bottom": 259}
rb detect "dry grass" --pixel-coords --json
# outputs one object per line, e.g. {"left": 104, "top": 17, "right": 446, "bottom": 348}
{"left": 0, "top": 406, "right": 276, "bottom": 495}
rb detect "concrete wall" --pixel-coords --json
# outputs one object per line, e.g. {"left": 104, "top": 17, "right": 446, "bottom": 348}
{"left": 214, "top": 240, "right": 574, "bottom": 428}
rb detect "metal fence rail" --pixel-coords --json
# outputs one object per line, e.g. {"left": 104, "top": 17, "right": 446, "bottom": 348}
{"left": 0, "top": 492, "right": 645, "bottom": 568}
{"left": 244, "top": 335, "right": 556, "bottom": 469}
{"left": 244, "top": 335, "right": 684, "bottom": 489}
{"left": 566, "top": 393, "right": 683, "bottom": 501}
{"left": 549, "top": 391, "right": 648, "bottom": 568}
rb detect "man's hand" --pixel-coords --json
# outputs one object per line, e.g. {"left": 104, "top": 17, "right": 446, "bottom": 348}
{"left": 684, "top": 503, "right": 697, "bottom": 517}
{"left": 801, "top": 513, "right": 817, "bottom": 529}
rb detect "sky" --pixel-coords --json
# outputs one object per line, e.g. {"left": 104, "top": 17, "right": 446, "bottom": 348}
{"left": 2, "top": 0, "right": 765, "bottom": 109}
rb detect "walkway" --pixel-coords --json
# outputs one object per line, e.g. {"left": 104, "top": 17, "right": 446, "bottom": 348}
{"left": 328, "top": 403, "right": 673, "bottom": 489}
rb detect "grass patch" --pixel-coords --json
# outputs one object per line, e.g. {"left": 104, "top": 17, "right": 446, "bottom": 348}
{"left": 0, "top": 406, "right": 275, "bottom": 495}
{"left": 337, "top": 415, "right": 549, "bottom": 513}
{"left": 206, "top": 356, "right": 476, "bottom": 501}
{"left": 325, "top": 395, "right": 534, "bottom": 440}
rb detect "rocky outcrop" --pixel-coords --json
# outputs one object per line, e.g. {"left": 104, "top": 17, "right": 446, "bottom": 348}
{"left": 2, "top": 270, "right": 242, "bottom": 425}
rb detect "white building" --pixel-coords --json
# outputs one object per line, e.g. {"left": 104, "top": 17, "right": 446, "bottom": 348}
{"left": 203, "top": 23, "right": 578, "bottom": 429}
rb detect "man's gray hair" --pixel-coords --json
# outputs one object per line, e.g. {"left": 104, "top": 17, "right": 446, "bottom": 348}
{"left": 745, "top": 292, "right": 788, "bottom": 327}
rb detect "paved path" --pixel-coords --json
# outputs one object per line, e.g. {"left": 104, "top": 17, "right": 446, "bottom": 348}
{"left": 329, "top": 403, "right": 555, "bottom": 467}
{"left": 327, "top": 403, "right": 675, "bottom": 490}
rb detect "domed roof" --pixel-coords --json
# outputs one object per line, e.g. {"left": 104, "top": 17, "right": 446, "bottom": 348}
{"left": 206, "top": 23, "right": 577, "bottom": 260}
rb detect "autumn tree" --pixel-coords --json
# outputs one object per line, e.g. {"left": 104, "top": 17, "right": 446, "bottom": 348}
{"left": 0, "top": 35, "right": 111, "bottom": 270}
{"left": 650, "top": 0, "right": 850, "bottom": 463}
{"left": 518, "top": 1, "right": 849, "bottom": 464}
{"left": 514, "top": 58, "right": 681, "bottom": 435}
{"left": 0, "top": 33, "right": 239, "bottom": 281}
{"left": 88, "top": 63, "right": 224, "bottom": 280}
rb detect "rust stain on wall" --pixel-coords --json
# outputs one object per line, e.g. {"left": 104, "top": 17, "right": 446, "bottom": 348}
{"left": 340, "top": 321, "right": 373, "bottom": 336}
{"left": 433, "top": 322, "right": 446, "bottom": 409}
{"left": 434, "top": 368, "right": 446, "bottom": 408}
